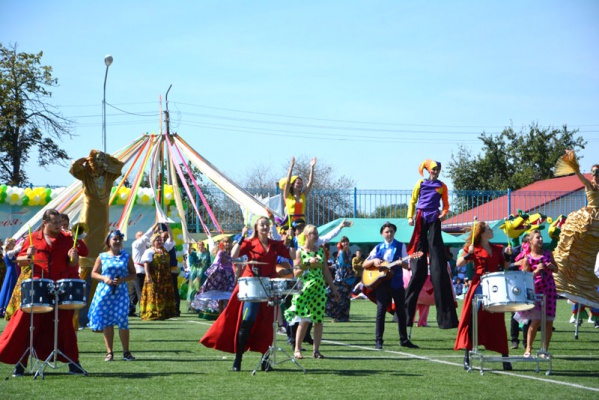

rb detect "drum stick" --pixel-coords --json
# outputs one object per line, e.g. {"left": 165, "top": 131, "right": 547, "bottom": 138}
{"left": 471, "top": 217, "right": 477, "bottom": 245}
{"left": 28, "top": 225, "right": 34, "bottom": 262}
{"left": 70, "top": 225, "right": 79, "bottom": 261}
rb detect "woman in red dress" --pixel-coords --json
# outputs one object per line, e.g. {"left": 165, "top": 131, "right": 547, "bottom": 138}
{"left": 200, "top": 216, "right": 294, "bottom": 372}
{"left": 454, "top": 221, "right": 512, "bottom": 371}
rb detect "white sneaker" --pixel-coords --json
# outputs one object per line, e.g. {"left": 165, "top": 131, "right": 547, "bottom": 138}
{"left": 569, "top": 315, "right": 576, "bottom": 324}
{"left": 588, "top": 316, "right": 594, "bottom": 324}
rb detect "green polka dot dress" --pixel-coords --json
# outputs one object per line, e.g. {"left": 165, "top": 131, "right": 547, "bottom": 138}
{"left": 284, "top": 248, "right": 327, "bottom": 324}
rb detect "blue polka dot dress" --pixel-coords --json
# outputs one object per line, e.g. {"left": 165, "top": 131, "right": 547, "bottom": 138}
{"left": 88, "top": 251, "right": 131, "bottom": 330}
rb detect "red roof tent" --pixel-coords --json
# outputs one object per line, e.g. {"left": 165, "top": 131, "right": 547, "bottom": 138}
{"left": 443, "top": 173, "right": 590, "bottom": 226}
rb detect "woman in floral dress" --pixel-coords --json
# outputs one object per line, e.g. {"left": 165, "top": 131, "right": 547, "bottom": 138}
{"left": 140, "top": 233, "right": 177, "bottom": 320}
{"left": 192, "top": 236, "right": 237, "bottom": 318}
{"left": 88, "top": 230, "right": 136, "bottom": 361}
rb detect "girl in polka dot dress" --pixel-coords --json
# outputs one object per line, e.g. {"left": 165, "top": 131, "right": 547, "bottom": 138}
{"left": 89, "top": 230, "right": 136, "bottom": 361}
{"left": 285, "top": 224, "right": 339, "bottom": 359}
{"left": 518, "top": 229, "right": 558, "bottom": 357}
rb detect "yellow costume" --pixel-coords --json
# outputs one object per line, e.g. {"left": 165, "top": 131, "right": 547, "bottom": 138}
{"left": 553, "top": 186, "right": 599, "bottom": 308}
{"left": 69, "top": 150, "right": 124, "bottom": 327}
{"left": 285, "top": 192, "right": 307, "bottom": 222}
{"left": 553, "top": 153, "right": 599, "bottom": 308}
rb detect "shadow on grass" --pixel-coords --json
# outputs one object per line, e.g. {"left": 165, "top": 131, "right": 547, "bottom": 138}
{"left": 284, "top": 367, "right": 421, "bottom": 377}
{"left": 57, "top": 371, "right": 204, "bottom": 378}
{"left": 136, "top": 358, "right": 213, "bottom": 363}
{"left": 547, "top": 371, "right": 599, "bottom": 378}
{"left": 127, "top": 326, "right": 186, "bottom": 330}
{"left": 79, "top": 349, "right": 197, "bottom": 355}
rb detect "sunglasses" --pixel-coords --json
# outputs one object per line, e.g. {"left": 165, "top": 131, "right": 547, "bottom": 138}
{"left": 592, "top": 169, "right": 599, "bottom": 175}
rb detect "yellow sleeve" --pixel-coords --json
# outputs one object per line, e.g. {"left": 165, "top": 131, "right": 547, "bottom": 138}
{"left": 440, "top": 182, "right": 450, "bottom": 218}
{"left": 69, "top": 158, "right": 87, "bottom": 180}
{"left": 407, "top": 180, "right": 422, "bottom": 219}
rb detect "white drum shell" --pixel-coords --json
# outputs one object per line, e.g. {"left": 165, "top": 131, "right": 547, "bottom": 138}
{"left": 237, "top": 277, "right": 270, "bottom": 302}
{"left": 481, "top": 271, "right": 535, "bottom": 312}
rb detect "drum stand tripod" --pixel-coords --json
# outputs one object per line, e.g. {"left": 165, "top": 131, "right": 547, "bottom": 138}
{"left": 6, "top": 282, "right": 43, "bottom": 380}
{"left": 5, "top": 266, "right": 45, "bottom": 380}
{"left": 252, "top": 281, "right": 306, "bottom": 375}
{"left": 467, "top": 294, "right": 552, "bottom": 376}
{"left": 34, "top": 282, "right": 86, "bottom": 379}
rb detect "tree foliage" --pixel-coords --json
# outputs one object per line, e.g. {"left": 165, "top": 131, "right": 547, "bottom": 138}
{"left": 0, "top": 43, "right": 73, "bottom": 185}
{"left": 447, "top": 123, "right": 586, "bottom": 191}
{"left": 370, "top": 203, "right": 408, "bottom": 218}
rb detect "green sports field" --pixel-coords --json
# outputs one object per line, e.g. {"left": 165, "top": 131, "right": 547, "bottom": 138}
{"left": 1, "top": 298, "right": 598, "bottom": 399}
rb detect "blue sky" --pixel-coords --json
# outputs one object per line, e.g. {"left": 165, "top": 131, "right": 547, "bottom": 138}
{"left": 1, "top": 1, "right": 598, "bottom": 190}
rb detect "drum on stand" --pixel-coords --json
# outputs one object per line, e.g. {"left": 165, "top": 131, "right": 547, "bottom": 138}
{"left": 56, "top": 279, "right": 87, "bottom": 310}
{"left": 20, "top": 278, "right": 55, "bottom": 313}
{"left": 237, "top": 277, "right": 271, "bottom": 302}
{"left": 481, "top": 271, "right": 535, "bottom": 312}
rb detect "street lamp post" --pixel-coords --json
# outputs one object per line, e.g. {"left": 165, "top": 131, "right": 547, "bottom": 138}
{"left": 102, "top": 54, "right": 113, "bottom": 153}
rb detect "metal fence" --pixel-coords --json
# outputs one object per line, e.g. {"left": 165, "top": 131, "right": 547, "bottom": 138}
{"left": 186, "top": 187, "right": 586, "bottom": 233}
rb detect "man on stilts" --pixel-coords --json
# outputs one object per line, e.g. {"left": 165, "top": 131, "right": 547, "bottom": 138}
{"left": 405, "top": 159, "right": 458, "bottom": 330}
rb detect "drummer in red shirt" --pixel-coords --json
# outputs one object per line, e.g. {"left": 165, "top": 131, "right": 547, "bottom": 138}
{"left": 0, "top": 209, "right": 88, "bottom": 377}
{"left": 201, "top": 216, "right": 295, "bottom": 372}
{"left": 454, "top": 220, "right": 512, "bottom": 371}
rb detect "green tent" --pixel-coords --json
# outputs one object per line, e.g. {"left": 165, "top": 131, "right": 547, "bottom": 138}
{"left": 317, "top": 218, "right": 465, "bottom": 247}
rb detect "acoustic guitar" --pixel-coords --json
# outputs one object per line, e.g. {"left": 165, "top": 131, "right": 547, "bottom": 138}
{"left": 362, "top": 252, "right": 423, "bottom": 290}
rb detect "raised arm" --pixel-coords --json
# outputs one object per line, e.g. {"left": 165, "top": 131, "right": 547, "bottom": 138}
{"left": 576, "top": 170, "right": 593, "bottom": 191}
{"left": 69, "top": 157, "right": 88, "bottom": 180}
{"left": 283, "top": 156, "right": 295, "bottom": 200}
{"left": 317, "top": 219, "right": 353, "bottom": 246}
{"left": 304, "top": 157, "right": 317, "bottom": 197}
{"left": 231, "top": 225, "right": 249, "bottom": 259}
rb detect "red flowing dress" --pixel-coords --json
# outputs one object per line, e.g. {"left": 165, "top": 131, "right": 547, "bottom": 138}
{"left": 0, "top": 230, "right": 88, "bottom": 365}
{"left": 200, "top": 238, "right": 291, "bottom": 354}
{"left": 454, "top": 243, "right": 509, "bottom": 355}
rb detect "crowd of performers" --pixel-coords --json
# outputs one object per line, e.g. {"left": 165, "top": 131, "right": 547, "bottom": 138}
{"left": 0, "top": 151, "right": 598, "bottom": 377}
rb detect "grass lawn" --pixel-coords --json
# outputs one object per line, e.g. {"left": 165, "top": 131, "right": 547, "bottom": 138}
{"left": 1, "top": 298, "right": 598, "bottom": 399}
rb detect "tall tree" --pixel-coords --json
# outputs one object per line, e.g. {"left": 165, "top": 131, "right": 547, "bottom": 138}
{"left": 447, "top": 123, "right": 586, "bottom": 191}
{"left": 0, "top": 43, "right": 73, "bottom": 185}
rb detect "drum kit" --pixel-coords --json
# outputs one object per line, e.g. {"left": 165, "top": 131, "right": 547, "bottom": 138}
{"left": 12, "top": 257, "right": 88, "bottom": 379}
{"left": 467, "top": 270, "right": 552, "bottom": 375}
{"left": 233, "top": 260, "right": 306, "bottom": 375}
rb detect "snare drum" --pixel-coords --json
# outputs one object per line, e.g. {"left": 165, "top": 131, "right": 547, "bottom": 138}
{"left": 270, "top": 278, "right": 302, "bottom": 296}
{"left": 481, "top": 271, "right": 535, "bottom": 312}
{"left": 237, "top": 277, "right": 270, "bottom": 302}
{"left": 20, "top": 278, "right": 54, "bottom": 313}
{"left": 56, "top": 279, "right": 87, "bottom": 310}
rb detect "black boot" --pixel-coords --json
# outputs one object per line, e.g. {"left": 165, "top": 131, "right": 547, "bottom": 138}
{"left": 502, "top": 353, "right": 512, "bottom": 371}
{"left": 233, "top": 320, "right": 253, "bottom": 371}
